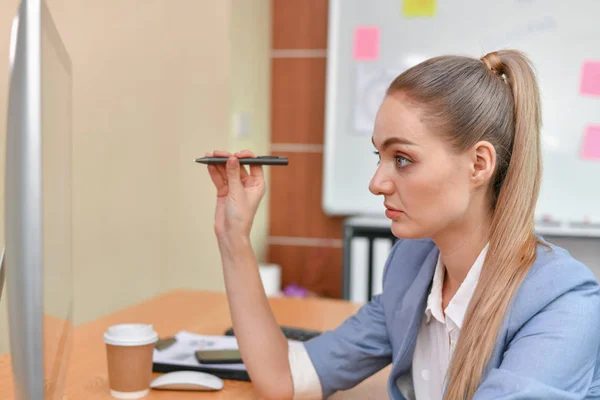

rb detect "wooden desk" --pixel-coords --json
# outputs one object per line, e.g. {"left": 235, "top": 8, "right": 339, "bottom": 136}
{"left": 0, "top": 290, "right": 389, "bottom": 399}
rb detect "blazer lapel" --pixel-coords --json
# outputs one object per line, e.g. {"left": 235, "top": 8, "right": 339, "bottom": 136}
{"left": 389, "top": 245, "right": 439, "bottom": 383}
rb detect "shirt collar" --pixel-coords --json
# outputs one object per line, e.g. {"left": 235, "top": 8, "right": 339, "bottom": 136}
{"left": 424, "top": 243, "right": 489, "bottom": 329}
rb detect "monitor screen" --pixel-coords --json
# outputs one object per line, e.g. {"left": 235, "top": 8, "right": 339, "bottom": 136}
{"left": 5, "top": 0, "right": 73, "bottom": 398}
{"left": 40, "top": 0, "right": 73, "bottom": 397}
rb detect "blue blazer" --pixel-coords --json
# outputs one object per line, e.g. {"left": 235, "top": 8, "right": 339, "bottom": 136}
{"left": 304, "top": 238, "right": 600, "bottom": 399}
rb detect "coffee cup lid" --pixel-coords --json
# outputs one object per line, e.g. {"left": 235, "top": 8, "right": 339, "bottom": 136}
{"left": 103, "top": 324, "right": 158, "bottom": 346}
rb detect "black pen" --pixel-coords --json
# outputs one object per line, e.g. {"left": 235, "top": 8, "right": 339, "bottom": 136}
{"left": 195, "top": 155, "right": 289, "bottom": 166}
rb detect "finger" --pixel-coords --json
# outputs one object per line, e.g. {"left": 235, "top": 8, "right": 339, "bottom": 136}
{"left": 239, "top": 164, "right": 249, "bottom": 180}
{"left": 234, "top": 150, "right": 253, "bottom": 180}
{"left": 215, "top": 163, "right": 227, "bottom": 185}
{"left": 210, "top": 150, "right": 229, "bottom": 182}
{"left": 226, "top": 150, "right": 252, "bottom": 180}
{"left": 234, "top": 150, "right": 253, "bottom": 176}
{"left": 214, "top": 149, "right": 232, "bottom": 177}
{"left": 234, "top": 150, "right": 264, "bottom": 179}
{"left": 249, "top": 163, "right": 264, "bottom": 180}
{"left": 213, "top": 149, "right": 232, "bottom": 158}
{"left": 207, "top": 164, "right": 228, "bottom": 195}
{"left": 225, "top": 157, "right": 243, "bottom": 193}
{"left": 234, "top": 149, "right": 256, "bottom": 158}
{"left": 205, "top": 152, "right": 225, "bottom": 187}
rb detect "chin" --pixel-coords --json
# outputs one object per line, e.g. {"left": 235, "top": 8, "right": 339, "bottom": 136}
{"left": 390, "top": 220, "right": 429, "bottom": 240}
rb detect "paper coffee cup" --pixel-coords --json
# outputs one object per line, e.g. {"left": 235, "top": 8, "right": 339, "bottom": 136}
{"left": 103, "top": 324, "right": 158, "bottom": 399}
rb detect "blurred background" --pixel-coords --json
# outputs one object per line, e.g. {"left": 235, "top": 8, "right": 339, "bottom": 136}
{"left": 0, "top": 0, "right": 271, "bottom": 354}
{"left": 0, "top": 0, "right": 599, "bottom": 355}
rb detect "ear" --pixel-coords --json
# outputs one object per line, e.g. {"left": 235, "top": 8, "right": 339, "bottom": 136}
{"left": 470, "top": 141, "right": 496, "bottom": 188}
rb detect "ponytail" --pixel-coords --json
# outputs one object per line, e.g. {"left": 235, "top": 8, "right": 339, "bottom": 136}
{"left": 444, "top": 51, "right": 543, "bottom": 399}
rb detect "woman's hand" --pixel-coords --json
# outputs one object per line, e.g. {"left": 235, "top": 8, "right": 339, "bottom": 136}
{"left": 206, "top": 149, "right": 266, "bottom": 244}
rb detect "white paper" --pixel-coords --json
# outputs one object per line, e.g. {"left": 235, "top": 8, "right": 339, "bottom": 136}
{"left": 153, "top": 331, "right": 304, "bottom": 371}
{"left": 153, "top": 331, "right": 247, "bottom": 371}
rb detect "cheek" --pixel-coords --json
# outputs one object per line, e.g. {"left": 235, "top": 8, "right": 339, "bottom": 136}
{"left": 397, "top": 162, "right": 470, "bottom": 225}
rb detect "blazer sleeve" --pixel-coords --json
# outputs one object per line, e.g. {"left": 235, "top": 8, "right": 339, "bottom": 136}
{"left": 302, "top": 241, "right": 402, "bottom": 398}
{"left": 474, "top": 265, "right": 600, "bottom": 400}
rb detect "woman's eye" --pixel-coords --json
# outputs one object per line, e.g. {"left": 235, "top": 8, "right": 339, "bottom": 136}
{"left": 394, "top": 155, "right": 412, "bottom": 168}
{"left": 373, "top": 151, "right": 381, "bottom": 165}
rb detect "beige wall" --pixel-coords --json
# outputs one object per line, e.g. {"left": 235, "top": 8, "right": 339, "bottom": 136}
{"left": 0, "top": 0, "right": 270, "bottom": 355}
{"left": 229, "top": 0, "right": 271, "bottom": 262}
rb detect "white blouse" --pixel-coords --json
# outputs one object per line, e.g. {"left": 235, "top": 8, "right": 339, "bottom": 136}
{"left": 288, "top": 245, "right": 488, "bottom": 400}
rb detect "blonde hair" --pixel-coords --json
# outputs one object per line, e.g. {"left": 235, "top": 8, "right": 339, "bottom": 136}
{"left": 387, "top": 50, "right": 542, "bottom": 399}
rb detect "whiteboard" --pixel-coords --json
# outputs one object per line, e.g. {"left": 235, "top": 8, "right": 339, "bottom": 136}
{"left": 322, "top": 0, "right": 600, "bottom": 237}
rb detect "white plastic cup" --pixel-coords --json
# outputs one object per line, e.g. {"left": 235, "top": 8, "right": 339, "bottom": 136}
{"left": 259, "top": 263, "right": 282, "bottom": 297}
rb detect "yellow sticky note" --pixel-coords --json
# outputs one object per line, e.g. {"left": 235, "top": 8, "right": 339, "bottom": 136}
{"left": 403, "top": 0, "right": 437, "bottom": 17}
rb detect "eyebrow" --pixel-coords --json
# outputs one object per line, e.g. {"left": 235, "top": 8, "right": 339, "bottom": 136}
{"left": 371, "top": 136, "right": 418, "bottom": 150}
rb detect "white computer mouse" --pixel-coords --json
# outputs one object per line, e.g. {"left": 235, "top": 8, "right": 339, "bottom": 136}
{"left": 150, "top": 370, "right": 224, "bottom": 391}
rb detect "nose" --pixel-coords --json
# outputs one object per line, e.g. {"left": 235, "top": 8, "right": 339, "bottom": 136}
{"left": 369, "top": 165, "right": 395, "bottom": 196}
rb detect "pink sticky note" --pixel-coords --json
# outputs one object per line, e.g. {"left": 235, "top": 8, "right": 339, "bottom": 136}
{"left": 581, "top": 125, "right": 600, "bottom": 160}
{"left": 353, "top": 27, "right": 379, "bottom": 61}
{"left": 580, "top": 61, "right": 600, "bottom": 96}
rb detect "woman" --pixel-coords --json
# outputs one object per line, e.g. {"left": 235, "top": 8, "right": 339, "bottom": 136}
{"left": 205, "top": 50, "right": 600, "bottom": 400}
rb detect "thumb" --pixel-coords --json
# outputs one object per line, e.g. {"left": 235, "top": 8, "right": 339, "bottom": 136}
{"left": 225, "top": 157, "right": 243, "bottom": 193}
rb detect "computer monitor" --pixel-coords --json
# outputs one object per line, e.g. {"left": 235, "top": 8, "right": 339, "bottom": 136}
{"left": 4, "top": 0, "right": 73, "bottom": 398}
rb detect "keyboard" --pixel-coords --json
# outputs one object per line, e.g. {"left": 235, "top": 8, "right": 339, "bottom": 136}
{"left": 224, "top": 326, "right": 321, "bottom": 342}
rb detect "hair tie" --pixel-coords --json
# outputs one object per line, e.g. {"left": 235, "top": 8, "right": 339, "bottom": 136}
{"left": 481, "top": 53, "right": 508, "bottom": 84}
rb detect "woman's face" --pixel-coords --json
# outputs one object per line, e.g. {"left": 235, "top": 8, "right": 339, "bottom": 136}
{"left": 369, "top": 93, "right": 480, "bottom": 239}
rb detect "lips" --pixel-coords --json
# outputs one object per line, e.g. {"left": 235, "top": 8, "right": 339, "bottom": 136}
{"left": 384, "top": 204, "right": 403, "bottom": 219}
